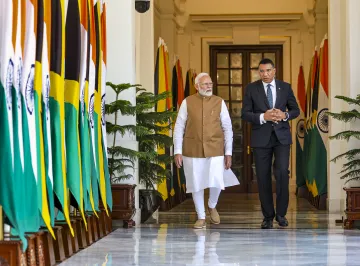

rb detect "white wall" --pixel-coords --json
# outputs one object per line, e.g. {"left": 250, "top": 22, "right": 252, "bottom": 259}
{"left": 106, "top": 0, "right": 139, "bottom": 224}
{"left": 327, "top": 0, "right": 360, "bottom": 213}
{"left": 136, "top": 1, "right": 155, "bottom": 93}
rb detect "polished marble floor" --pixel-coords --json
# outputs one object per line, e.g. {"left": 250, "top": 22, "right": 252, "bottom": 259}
{"left": 60, "top": 193, "right": 360, "bottom": 266}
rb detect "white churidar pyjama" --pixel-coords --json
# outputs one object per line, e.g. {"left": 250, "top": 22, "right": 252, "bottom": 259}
{"left": 192, "top": 187, "right": 222, "bottom": 219}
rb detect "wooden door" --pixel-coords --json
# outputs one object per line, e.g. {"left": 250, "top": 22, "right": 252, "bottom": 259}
{"left": 210, "top": 45, "right": 283, "bottom": 193}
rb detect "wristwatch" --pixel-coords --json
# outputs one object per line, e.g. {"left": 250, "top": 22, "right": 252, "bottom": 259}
{"left": 283, "top": 112, "right": 289, "bottom": 121}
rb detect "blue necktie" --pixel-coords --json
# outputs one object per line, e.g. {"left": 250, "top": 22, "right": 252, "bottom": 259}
{"left": 267, "top": 84, "right": 273, "bottom": 108}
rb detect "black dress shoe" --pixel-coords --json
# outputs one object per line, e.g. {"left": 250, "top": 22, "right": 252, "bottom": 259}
{"left": 275, "top": 216, "right": 288, "bottom": 227}
{"left": 261, "top": 220, "right": 273, "bottom": 229}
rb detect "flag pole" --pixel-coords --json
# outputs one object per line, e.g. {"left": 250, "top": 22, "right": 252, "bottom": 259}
{"left": 0, "top": 205, "right": 3, "bottom": 241}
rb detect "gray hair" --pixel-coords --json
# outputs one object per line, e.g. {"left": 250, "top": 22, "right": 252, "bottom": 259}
{"left": 195, "top": 73, "right": 210, "bottom": 84}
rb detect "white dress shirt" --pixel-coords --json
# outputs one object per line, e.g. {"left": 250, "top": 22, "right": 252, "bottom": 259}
{"left": 259, "top": 79, "right": 276, "bottom": 124}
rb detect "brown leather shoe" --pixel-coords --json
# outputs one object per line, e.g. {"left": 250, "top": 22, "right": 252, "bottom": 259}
{"left": 194, "top": 219, "right": 206, "bottom": 229}
{"left": 208, "top": 208, "right": 220, "bottom": 224}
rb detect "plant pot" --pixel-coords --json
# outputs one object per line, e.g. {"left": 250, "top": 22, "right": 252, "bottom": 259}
{"left": 110, "top": 184, "right": 136, "bottom": 222}
{"left": 343, "top": 187, "right": 360, "bottom": 229}
{"left": 139, "top": 189, "right": 161, "bottom": 223}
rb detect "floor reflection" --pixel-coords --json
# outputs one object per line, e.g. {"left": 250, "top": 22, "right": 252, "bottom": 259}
{"left": 59, "top": 227, "right": 360, "bottom": 266}
{"left": 59, "top": 194, "right": 360, "bottom": 266}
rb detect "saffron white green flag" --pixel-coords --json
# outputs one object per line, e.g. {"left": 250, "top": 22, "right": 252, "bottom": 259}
{"left": 42, "top": 0, "right": 55, "bottom": 226}
{"left": 20, "top": 0, "right": 41, "bottom": 233}
{"left": 0, "top": 0, "right": 27, "bottom": 251}
{"left": 79, "top": 0, "right": 97, "bottom": 214}
{"left": 88, "top": 0, "right": 100, "bottom": 211}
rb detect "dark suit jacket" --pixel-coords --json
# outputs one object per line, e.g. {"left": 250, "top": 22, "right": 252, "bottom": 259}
{"left": 241, "top": 79, "right": 300, "bottom": 148}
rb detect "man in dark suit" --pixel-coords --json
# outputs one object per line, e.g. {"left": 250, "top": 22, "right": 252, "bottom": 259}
{"left": 241, "top": 58, "right": 300, "bottom": 229}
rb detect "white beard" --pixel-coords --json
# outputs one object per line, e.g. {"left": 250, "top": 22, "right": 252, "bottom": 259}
{"left": 199, "top": 90, "right": 212, "bottom": 97}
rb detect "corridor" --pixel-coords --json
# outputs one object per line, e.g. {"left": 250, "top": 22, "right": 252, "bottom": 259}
{"left": 60, "top": 194, "right": 360, "bottom": 266}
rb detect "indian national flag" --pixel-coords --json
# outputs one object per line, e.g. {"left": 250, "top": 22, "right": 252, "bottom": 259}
{"left": 34, "top": 0, "right": 55, "bottom": 237}
{"left": 0, "top": 0, "right": 28, "bottom": 251}
{"left": 79, "top": 0, "right": 97, "bottom": 214}
{"left": 88, "top": 0, "right": 100, "bottom": 212}
{"left": 20, "top": 0, "right": 41, "bottom": 233}
{"left": 94, "top": 0, "right": 109, "bottom": 215}
{"left": 42, "top": 0, "right": 55, "bottom": 226}
{"left": 295, "top": 65, "right": 306, "bottom": 189}
{"left": 311, "top": 36, "right": 329, "bottom": 195}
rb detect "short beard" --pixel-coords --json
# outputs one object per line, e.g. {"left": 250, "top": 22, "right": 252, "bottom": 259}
{"left": 199, "top": 90, "right": 212, "bottom": 97}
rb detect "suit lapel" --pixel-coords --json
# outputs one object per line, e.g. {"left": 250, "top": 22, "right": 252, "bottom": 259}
{"left": 275, "top": 79, "right": 281, "bottom": 108}
{"left": 257, "top": 80, "right": 270, "bottom": 109}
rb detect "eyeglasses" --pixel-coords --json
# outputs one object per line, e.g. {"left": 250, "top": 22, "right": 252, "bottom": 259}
{"left": 198, "top": 82, "right": 213, "bottom": 87}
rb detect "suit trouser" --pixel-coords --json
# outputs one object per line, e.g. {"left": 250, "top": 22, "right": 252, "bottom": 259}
{"left": 253, "top": 131, "right": 290, "bottom": 220}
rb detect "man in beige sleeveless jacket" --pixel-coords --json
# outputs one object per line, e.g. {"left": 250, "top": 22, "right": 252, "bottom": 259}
{"left": 173, "top": 73, "right": 239, "bottom": 229}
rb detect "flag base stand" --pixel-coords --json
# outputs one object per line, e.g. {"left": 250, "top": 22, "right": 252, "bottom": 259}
{"left": 54, "top": 221, "right": 77, "bottom": 258}
{"left": 98, "top": 209, "right": 112, "bottom": 233}
{"left": 40, "top": 229, "right": 56, "bottom": 266}
{"left": 70, "top": 220, "right": 80, "bottom": 253}
{"left": 105, "top": 211, "right": 113, "bottom": 233}
{"left": 72, "top": 217, "right": 87, "bottom": 249}
{"left": 96, "top": 211, "right": 105, "bottom": 238}
{"left": 25, "top": 233, "right": 37, "bottom": 266}
{"left": 90, "top": 215, "right": 99, "bottom": 242}
{"left": 85, "top": 215, "right": 93, "bottom": 246}
{"left": 52, "top": 226, "right": 65, "bottom": 263}
{"left": 98, "top": 209, "right": 112, "bottom": 235}
{"left": 24, "top": 231, "right": 47, "bottom": 266}
{"left": 296, "top": 185, "right": 308, "bottom": 198}
{"left": 0, "top": 238, "right": 27, "bottom": 266}
{"left": 32, "top": 232, "right": 46, "bottom": 266}
{"left": 0, "top": 233, "right": 37, "bottom": 266}
{"left": 296, "top": 185, "right": 327, "bottom": 210}
{"left": 159, "top": 198, "right": 170, "bottom": 211}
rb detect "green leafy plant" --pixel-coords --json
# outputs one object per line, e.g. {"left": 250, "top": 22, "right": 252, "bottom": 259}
{"left": 135, "top": 88, "right": 177, "bottom": 191}
{"left": 105, "top": 82, "right": 141, "bottom": 183}
{"left": 328, "top": 94, "right": 360, "bottom": 183}
{"left": 105, "top": 82, "right": 177, "bottom": 192}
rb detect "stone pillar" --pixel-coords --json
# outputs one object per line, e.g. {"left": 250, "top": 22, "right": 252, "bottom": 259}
{"left": 328, "top": 0, "right": 360, "bottom": 213}
{"left": 344, "top": 0, "right": 360, "bottom": 188}
{"left": 106, "top": 0, "right": 140, "bottom": 224}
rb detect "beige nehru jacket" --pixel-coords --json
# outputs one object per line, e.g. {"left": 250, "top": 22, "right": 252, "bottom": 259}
{"left": 182, "top": 94, "right": 225, "bottom": 158}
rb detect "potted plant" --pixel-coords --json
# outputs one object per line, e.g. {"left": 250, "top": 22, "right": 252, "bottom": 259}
{"left": 105, "top": 82, "right": 142, "bottom": 227}
{"left": 135, "top": 89, "right": 177, "bottom": 222}
{"left": 328, "top": 94, "right": 360, "bottom": 228}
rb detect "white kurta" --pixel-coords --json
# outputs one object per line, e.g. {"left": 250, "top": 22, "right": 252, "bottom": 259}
{"left": 173, "top": 99, "right": 240, "bottom": 193}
